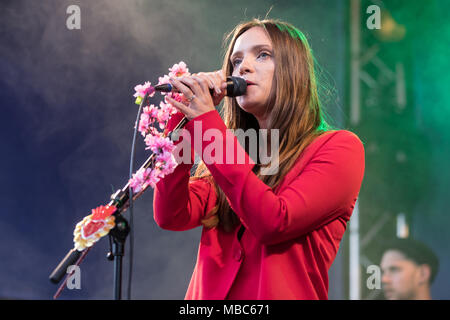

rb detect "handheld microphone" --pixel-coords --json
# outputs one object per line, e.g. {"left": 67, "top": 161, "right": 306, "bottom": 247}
{"left": 154, "top": 76, "right": 247, "bottom": 97}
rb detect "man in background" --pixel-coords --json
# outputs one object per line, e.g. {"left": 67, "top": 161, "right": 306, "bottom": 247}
{"left": 380, "top": 238, "right": 439, "bottom": 300}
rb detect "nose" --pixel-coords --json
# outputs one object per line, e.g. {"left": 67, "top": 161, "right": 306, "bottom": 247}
{"left": 237, "top": 56, "right": 254, "bottom": 75}
{"left": 381, "top": 273, "right": 390, "bottom": 285}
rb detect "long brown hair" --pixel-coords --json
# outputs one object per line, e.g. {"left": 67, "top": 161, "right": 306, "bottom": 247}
{"left": 192, "top": 19, "right": 334, "bottom": 232}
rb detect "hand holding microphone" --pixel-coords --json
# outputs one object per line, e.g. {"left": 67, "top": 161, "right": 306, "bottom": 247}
{"left": 155, "top": 71, "right": 247, "bottom": 120}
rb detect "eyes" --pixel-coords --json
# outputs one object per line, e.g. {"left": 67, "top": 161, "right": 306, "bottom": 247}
{"left": 382, "top": 266, "right": 401, "bottom": 276}
{"left": 231, "top": 51, "right": 272, "bottom": 68}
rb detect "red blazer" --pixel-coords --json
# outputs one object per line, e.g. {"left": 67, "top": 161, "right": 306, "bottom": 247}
{"left": 153, "top": 110, "right": 365, "bottom": 300}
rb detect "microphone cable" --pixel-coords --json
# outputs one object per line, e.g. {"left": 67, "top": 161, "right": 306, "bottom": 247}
{"left": 126, "top": 93, "right": 146, "bottom": 300}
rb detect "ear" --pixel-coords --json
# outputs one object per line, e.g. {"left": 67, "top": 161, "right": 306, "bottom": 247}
{"left": 418, "top": 264, "right": 431, "bottom": 285}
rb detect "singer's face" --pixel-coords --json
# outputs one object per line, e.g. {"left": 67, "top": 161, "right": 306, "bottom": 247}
{"left": 230, "top": 27, "right": 275, "bottom": 118}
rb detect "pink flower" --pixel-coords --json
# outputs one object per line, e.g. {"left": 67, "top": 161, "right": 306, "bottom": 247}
{"left": 168, "top": 61, "right": 190, "bottom": 78}
{"left": 134, "top": 81, "right": 155, "bottom": 98}
{"left": 156, "top": 152, "right": 177, "bottom": 173}
{"left": 157, "top": 75, "right": 171, "bottom": 86}
{"left": 143, "top": 104, "right": 159, "bottom": 118}
{"left": 129, "top": 167, "right": 149, "bottom": 193}
{"left": 147, "top": 126, "right": 162, "bottom": 137}
{"left": 144, "top": 169, "right": 161, "bottom": 188}
{"left": 145, "top": 136, "right": 174, "bottom": 154}
{"left": 160, "top": 101, "right": 177, "bottom": 116}
{"left": 138, "top": 113, "right": 151, "bottom": 136}
{"left": 144, "top": 134, "right": 155, "bottom": 147}
{"left": 165, "top": 93, "right": 185, "bottom": 104}
{"left": 143, "top": 134, "right": 155, "bottom": 148}
{"left": 157, "top": 109, "right": 170, "bottom": 124}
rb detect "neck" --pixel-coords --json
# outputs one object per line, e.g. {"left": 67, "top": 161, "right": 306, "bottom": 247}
{"left": 254, "top": 110, "right": 271, "bottom": 130}
{"left": 414, "top": 287, "right": 432, "bottom": 300}
{"left": 255, "top": 116, "right": 274, "bottom": 160}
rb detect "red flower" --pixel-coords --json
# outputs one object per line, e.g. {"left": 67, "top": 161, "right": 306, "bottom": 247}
{"left": 91, "top": 205, "right": 116, "bottom": 220}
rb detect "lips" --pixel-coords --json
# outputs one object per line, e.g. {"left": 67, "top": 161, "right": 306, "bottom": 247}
{"left": 245, "top": 80, "right": 256, "bottom": 86}
{"left": 383, "top": 289, "right": 394, "bottom": 298}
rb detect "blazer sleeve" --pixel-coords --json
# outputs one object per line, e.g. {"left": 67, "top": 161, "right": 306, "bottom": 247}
{"left": 184, "top": 110, "right": 365, "bottom": 245}
{"left": 153, "top": 111, "right": 214, "bottom": 231}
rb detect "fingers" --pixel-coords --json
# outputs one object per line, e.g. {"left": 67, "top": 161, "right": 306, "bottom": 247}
{"left": 165, "top": 96, "right": 194, "bottom": 119}
{"left": 170, "top": 70, "right": 227, "bottom": 97}
{"left": 193, "top": 71, "right": 227, "bottom": 107}
{"left": 165, "top": 70, "right": 225, "bottom": 118}
{"left": 169, "top": 77, "right": 197, "bottom": 98}
{"left": 196, "top": 71, "right": 224, "bottom": 95}
{"left": 170, "top": 75, "right": 212, "bottom": 104}
{"left": 191, "top": 75, "right": 210, "bottom": 94}
{"left": 210, "top": 71, "right": 227, "bottom": 105}
{"left": 215, "top": 70, "right": 228, "bottom": 88}
{"left": 195, "top": 72, "right": 216, "bottom": 93}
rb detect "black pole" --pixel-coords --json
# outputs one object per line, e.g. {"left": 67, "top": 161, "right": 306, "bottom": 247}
{"left": 113, "top": 241, "right": 124, "bottom": 300}
{"left": 108, "top": 214, "right": 130, "bottom": 300}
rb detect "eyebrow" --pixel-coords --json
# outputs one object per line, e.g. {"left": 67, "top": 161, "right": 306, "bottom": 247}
{"left": 230, "top": 44, "right": 273, "bottom": 61}
{"left": 381, "top": 266, "right": 401, "bottom": 272}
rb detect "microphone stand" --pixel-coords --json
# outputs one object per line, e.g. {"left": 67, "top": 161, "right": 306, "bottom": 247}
{"left": 49, "top": 90, "right": 188, "bottom": 299}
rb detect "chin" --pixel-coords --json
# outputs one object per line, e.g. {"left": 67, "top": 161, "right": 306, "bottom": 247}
{"left": 383, "top": 291, "right": 398, "bottom": 300}
{"left": 236, "top": 98, "right": 264, "bottom": 115}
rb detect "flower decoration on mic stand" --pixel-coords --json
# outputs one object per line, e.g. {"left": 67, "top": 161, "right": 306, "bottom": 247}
{"left": 50, "top": 62, "right": 193, "bottom": 300}
{"left": 72, "top": 62, "right": 190, "bottom": 250}
{"left": 128, "top": 61, "right": 191, "bottom": 193}
{"left": 73, "top": 205, "right": 117, "bottom": 251}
